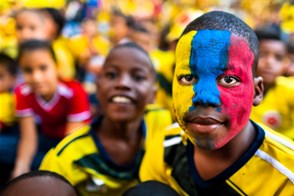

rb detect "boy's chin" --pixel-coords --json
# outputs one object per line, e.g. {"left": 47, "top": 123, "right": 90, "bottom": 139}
{"left": 186, "top": 132, "right": 232, "bottom": 151}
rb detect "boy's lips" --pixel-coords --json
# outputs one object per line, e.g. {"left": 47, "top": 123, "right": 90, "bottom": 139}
{"left": 183, "top": 110, "right": 225, "bottom": 134}
{"left": 186, "top": 117, "right": 224, "bottom": 134}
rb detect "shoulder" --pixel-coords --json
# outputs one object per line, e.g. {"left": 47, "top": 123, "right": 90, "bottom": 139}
{"left": 140, "top": 123, "right": 185, "bottom": 183}
{"left": 14, "top": 83, "right": 32, "bottom": 96}
{"left": 144, "top": 104, "right": 173, "bottom": 144}
{"left": 275, "top": 76, "right": 294, "bottom": 92}
{"left": 49, "top": 125, "right": 95, "bottom": 158}
{"left": 257, "top": 123, "right": 294, "bottom": 181}
{"left": 61, "top": 80, "right": 86, "bottom": 91}
{"left": 58, "top": 80, "right": 86, "bottom": 98}
{"left": 144, "top": 122, "right": 184, "bottom": 164}
{"left": 144, "top": 104, "right": 173, "bottom": 124}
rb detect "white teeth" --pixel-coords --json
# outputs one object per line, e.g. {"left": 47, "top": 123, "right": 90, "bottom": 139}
{"left": 112, "top": 96, "right": 131, "bottom": 103}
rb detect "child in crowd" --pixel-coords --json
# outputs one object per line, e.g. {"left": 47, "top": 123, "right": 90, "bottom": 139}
{"left": 0, "top": 53, "right": 17, "bottom": 130}
{"left": 14, "top": 8, "right": 47, "bottom": 44}
{"left": 0, "top": 53, "right": 18, "bottom": 185}
{"left": 250, "top": 25, "right": 294, "bottom": 139}
{"left": 1, "top": 170, "right": 77, "bottom": 196}
{"left": 11, "top": 39, "right": 91, "bottom": 178}
{"left": 138, "top": 11, "right": 294, "bottom": 195}
{"left": 14, "top": 8, "right": 75, "bottom": 80}
{"left": 109, "top": 9, "right": 134, "bottom": 45}
{"left": 40, "top": 42, "right": 172, "bottom": 195}
{"left": 39, "top": 7, "right": 76, "bottom": 80}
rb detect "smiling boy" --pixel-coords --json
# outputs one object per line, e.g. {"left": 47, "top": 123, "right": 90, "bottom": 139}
{"left": 40, "top": 42, "right": 172, "bottom": 195}
{"left": 139, "top": 11, "right": 294, "bottom": 195}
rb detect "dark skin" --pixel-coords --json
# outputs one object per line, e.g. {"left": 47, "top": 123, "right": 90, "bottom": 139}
{"left": 95, "top": 46, "right": 156, "bottom": 165}
{"left": 193, "top": 75, "right": 263, "bottom": 180}
{"left": 256, "top": 40, "right": 288, "bottom": 94}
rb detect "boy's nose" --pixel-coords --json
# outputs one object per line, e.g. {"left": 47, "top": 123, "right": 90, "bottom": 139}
{"left": 264, "top": 55, "right": 276, "bottom": 68}
{"left": 192, "top": 79, "right": 220, "bottom": 107}
{"left": 32, "top": 71, "right": 43, "bottom": 81}
{"left": 116, "top": 74, "right": 132, "bottom": 89}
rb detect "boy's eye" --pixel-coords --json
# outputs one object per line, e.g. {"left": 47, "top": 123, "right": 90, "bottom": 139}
{"left": 104, "top": 71, "right": 117, "bottom": 79}
{"left": 132, "top": 74, "right": 146, "bottom": 82}
{"left": 40, "top": 65, "right": 48, "bottom": 71}
{"left": 23, "top": 67, "right": 32, "bottom": 73}
{"left": 178, "top": 74, "right": 197, "bottom": 85}
{"left": 218, "top": 75, "right": 240, "bottom": 87}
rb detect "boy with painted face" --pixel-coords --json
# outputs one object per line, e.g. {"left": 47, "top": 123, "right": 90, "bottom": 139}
{"left": 138, "top": 11, "right": 294, "bottom": 195}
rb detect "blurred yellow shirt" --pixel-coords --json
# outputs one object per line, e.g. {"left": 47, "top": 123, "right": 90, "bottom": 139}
{"left": 0, "top": 92, "right": 15, "bottom": 127}
{"left": 53, "top": 37, "right": 76, "bottom": 80}
{"left": 250, "top": 76, "right": 294, "bottom": 140}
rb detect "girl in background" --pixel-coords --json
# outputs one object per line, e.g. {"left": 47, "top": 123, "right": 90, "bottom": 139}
{"left": 12, "top": 39, "right": 91, "bottom": 178}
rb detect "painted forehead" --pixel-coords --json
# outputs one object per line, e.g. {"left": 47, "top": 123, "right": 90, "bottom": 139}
{"left": 176, "top": 29, "right": 253, "bottom": 73}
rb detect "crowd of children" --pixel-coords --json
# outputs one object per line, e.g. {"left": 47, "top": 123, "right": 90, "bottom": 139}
{"left": 0, "top": 0, "right": 294, "bottom": 195}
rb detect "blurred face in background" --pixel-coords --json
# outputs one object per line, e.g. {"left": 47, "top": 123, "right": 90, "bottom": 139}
{"left": 257, "top": 39, "right": 288, "bottom": 89}
{"left": 109, "top": 15, "right": 129, "bottom": 44}
{"left": 0, "top": 64, "right": 16, "bottom": 93}
{"left": 15, "top": 10, "right": 46, "bottom": 43}
{"left": 19, "top": 49, "right": 58, "bottom": 101}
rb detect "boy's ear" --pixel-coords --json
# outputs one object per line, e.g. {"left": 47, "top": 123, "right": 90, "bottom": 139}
{"left": 253, "top": 76, "right": 264, "bottom": 106}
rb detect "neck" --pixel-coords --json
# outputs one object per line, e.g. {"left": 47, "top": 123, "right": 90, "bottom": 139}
{"left": 97, "top": 117, "right": 143, "bottom": 141}
{"left": 194, "top": 121, "right": 256, "bottom": 180}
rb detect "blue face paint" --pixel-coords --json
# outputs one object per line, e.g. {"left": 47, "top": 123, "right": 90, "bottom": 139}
{"left": 189, "top": 30, "right": 231, "bottom": 110}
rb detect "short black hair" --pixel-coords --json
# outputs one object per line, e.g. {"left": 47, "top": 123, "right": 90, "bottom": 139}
{"left": 181, "top": 11, "right": 259, "bottom": 73}
{"left": 0, "top": 53, "right": 18, "bottom": 76}
{"left": 107, "top": 42, "right": 156, "bottom": 78}
{"left": 40, "top": 7, "right": 65, "bottom": 38}
{"left": 111, "top": 8, "right": 135, "bottom": 28}
{"left": 255, "top": 24, "right": 283, "bottom": 41}
{"left": 2, "top": 170, "right": 75, "bottom": 195}
{"left": 17, "top": 39, "right": 57, "bottom": 63}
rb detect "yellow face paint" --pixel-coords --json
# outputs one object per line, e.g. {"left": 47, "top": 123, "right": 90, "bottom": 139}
{"left": 173, "top": 30, "right": 197, "bottom": 129}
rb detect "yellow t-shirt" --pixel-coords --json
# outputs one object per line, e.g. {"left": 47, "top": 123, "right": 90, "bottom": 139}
{"left": 69, "top": 34, "right": 111, "bottom": 62}
{"left": 53, "top": 37, "right": 76, "bottom": 80}
{"left": 140, "top": 122, "right": 294, "bottom": 195}
{"left": 0, "top": 91, "right": 15, "bottom": 127}
{"left": 40, "top": 105, "right": 172, "bottom": 195}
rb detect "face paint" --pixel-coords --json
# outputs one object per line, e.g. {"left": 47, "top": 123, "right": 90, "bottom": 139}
{"left": 173, "top": 30, "right": 255, "bottom": 149}
{"left": 190, "top": 30, "right": 230, "bottom": 109}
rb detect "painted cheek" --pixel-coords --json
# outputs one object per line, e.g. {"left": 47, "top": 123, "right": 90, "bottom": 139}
{"left": 216, "top": 37, "right": 255, "bottom": 148}
{"left": 173, "top": 31, "right": 196, "bottom": 127}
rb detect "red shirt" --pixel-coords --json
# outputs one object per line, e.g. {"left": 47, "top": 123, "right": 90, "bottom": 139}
{"left": 15, "top": 80, "right": 91, "bottom": 139}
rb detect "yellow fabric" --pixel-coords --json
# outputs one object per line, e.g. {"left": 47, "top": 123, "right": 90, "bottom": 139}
{"left": 53, "top": 37, "right": 76, "bottom": 80}
{"left": 140, "top": 122, "right": 294, "bottom": 195}
{"left": 0, "top": 16, "right": 17, "bottom": 58}
{"left": 0, "top": 92, "right": 15, "bottom": 126}
{"left": 280, "top": 2, "right": 294, "bottom": 33}
{"left": 40, "top": 106, "right": 172, "bottom": 195}
{"left": 69, "top": 34, "right": 111, "bottom": 60}
{"left": 20, "top": 0, "right": 66, "bottom": 9}
{"left": 250, "top": 76, "right": 294, "bottom": 140}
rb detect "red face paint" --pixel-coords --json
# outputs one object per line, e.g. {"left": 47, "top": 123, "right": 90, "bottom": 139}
{"left": 215, "top": 35, "right": 255, "bottom": 148}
